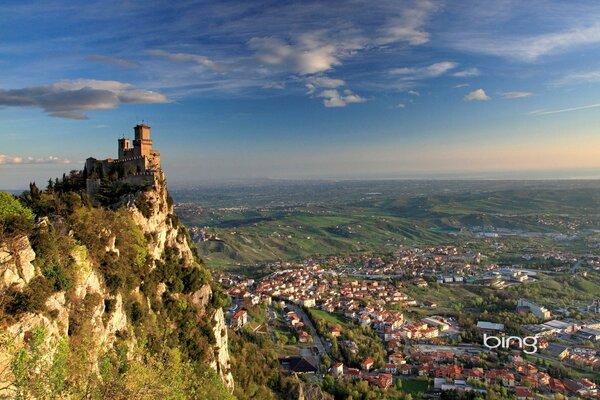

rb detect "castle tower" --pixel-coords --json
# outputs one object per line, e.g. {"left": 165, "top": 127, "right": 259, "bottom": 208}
{"left": 132, "top": 123, "right": 153, "bottom": 158}
{"left": 118, "top": 137, "right": 131, "bottom": 159}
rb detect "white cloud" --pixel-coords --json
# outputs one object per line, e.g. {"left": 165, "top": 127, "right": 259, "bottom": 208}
{"left": 248, "top": 34, "right": 344, "bottom": 75}
{"left": 318, "top": 89, "right": 366, "bottom": 107}
{"left": 501, "top": 91, "right": 533, "bottom": 99}
{"left": 453, "top": 83, "right": 469, "bottom": 88}
{"left": 262, "top": 82, "right": 286, "bottom": 89}
{"left": 396, "top": 103, "right": 406, "bottom": 108}
{"left": 311, "top": 76, "right": 345, "bottom": 88}
{"left": 305, "top": 75, "right": 345, "bottom": 94}
{"left": 390, "top": 62, "right": 458, "bottom": 80}
{"left": 529, "top": 103, "right": 600, "bottom": 115}
{"left": 0, "top": 79, "right": 169, "bottom": 119}
{"left": 451, "top": 23, "right": 600, "bottom": 62}
{"left": 453, "top": 67, "right": 480, "bottom": 77}
{"left": 376, "top": 0, "right": 438, "bottom": 45}
{"left": 147, "top": 49, "right": 226, "bottom": 72}
{"left": 408, "top": 90, "right": 420, "bottom": 96}
{"left": 0, "top": 154, "right": 71, "bottom": 165}
{"left": 464, "top": 88, "right": 490, "bottom": 101}
{"left": 553, "top": 69, "right": 600, "bottom": 86}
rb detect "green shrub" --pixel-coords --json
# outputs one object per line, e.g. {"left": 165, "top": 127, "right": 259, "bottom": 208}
{"left": 0, "top": 192, "right": 34, "bottom": 237}
{"left": 5, "top": 276, "right": 53, "bottom": 316}
{"left": 134, "top": 195, "right": 153, "bottom": 218}
{"left": 0, "top": 192, "right": 34, "bottom": 220}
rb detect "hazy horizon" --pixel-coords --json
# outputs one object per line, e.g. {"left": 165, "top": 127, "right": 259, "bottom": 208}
{"left": 5, "top": 166, "right": 600, "bottom": 192}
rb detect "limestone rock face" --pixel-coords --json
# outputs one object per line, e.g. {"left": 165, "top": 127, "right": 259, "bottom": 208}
{"left": 0, "top": 236, "right": 36, "bottom": 288}
{"left": 0, "top": 169, "right": 234, "bottom": 393}
{"left": 127, "top": 171, "right": 193, "bottom": 266}
{"left": 126, "top": 172, "right": 233, "bottom": 390}
{"left": 211, "top": 307, "right": 235, "bottom": 391}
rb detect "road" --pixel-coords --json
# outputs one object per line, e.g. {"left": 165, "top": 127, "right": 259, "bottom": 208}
{"left": 569, "top": 259, "right": 583, "bottom": 273}
{"left": 286, "top": 303, "right": 330, "bottom": 358}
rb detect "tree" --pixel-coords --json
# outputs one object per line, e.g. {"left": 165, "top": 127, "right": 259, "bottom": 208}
{"left": 0, "top": 192, "right": 34, "bottom": 238}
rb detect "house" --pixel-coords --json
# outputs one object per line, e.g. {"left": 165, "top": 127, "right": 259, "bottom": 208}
{"left": 485, "top": 370, "right": 515, "bottom": 387}
{"left": 514, "top": 386, "right": 535, "bottom": 400}
{"left": 376, "top": 373, "right": 393, "bottom": 390}
{"left": 331, "top": 362, "right": 344, "bottom": 377}
{"left": 563, "top": 379, "right": 586, "bottom": 397}
{"left": 361, "top": 357, "right": 375, "bottom": 371}
{"left": 230, "top": 310, "right": 248, "bottom": 330}
{"left": 388, "top": 353, "right": 405, "bottom": 365}
{"left": 439, "top": 364, "right": 462, "bottom": 379}
{"left": 302, "top": 298, "right": 316, "bottom": 308}
{"left": 580, "top": 379, "right": 597, "bottom": 396}
{"left": 298, "top": 330, "right": 310, "bottom": 343}
{"left": 345, "top": 368, "right": 361, "bottom": 380}
{"left": 359, "top": 314, "right": 372, "bottom": 327}
{"left": 549, "top": 378, "right": 566, "bottom": 394}
{"left": 331, "top": 327, "right": 341, "bottom": 337}
{"left": 382, "top": 363, "right": 397, "bottom": 374}
{"left": 399, "top": 364, "right": 413, "bottom": 375}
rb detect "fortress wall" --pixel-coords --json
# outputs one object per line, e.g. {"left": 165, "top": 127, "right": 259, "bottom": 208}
{"left": 121, "top": 172, "right": 157, "bottom": 188}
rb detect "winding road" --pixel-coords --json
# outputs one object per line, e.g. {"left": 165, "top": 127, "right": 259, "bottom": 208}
{"left": 287, "top": 303, "right": 330, "bottom": 358}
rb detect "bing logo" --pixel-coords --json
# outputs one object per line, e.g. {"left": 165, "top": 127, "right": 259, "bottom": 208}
{"left": 483, "top": 334, "right": 539, "bottom": 354}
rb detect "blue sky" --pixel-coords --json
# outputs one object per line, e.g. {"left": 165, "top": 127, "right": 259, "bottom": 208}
{"left": 2, "top": 0, "right": 600, "bottom": 188}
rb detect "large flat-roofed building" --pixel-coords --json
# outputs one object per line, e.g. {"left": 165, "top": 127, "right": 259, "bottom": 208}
{"left": 517, "top": 298, "right": 551, "bottom": 320}
{"left": 477, "top": 321, "right": 504, "bottom": 333}
{"left": 575, "top": 328, "right": 600, "bottom": 342}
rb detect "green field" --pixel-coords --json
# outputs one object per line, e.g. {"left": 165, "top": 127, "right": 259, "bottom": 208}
{"left": 397, "top": 378, "right": 430, "bottom": 395}
{"left": 173, "top": 180, "right": 600, "bottom": 270}
{"left": 309, "top": 309, "right": 348, "bottom": 326}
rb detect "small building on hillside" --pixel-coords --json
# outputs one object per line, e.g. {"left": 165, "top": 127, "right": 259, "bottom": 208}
{"left": 230, "top": 310, "right": 248, "bottom": 330}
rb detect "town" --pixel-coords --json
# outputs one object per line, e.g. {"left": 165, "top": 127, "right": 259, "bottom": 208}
{"left": 218, "top": 248, "right": 600, "bottom": 398}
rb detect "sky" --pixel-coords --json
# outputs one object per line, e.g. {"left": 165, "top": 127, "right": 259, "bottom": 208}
{"left": 2, "top": 0, "right": 600, "bottom": 188}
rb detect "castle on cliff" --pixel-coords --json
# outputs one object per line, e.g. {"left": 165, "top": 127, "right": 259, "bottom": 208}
{"left": 85, "top": 123, "right": 161, "bottom": 196}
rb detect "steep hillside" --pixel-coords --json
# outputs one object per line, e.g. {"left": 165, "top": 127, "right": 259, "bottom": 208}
{"left": 0, "top": 171, "right": 234, "bottom": 399}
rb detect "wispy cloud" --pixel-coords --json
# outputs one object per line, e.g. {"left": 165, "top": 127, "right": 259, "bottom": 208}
{"left": 0, "top": 155, "right": 71, "bottom": 165}
{"left": 452, "top": 67, "right": 480, "bottom": 77}
{"left": 87, "top": 55, "right": 140, "bottom": 68}
{"left": 147, "top": 49, "right": 226, "bottom": 72}
{"left": 318, "top": 89, "right": 366, "bottom": 107}
{"left": 553, "top": 69, "right": 600, "bottom": 86}
{"left": 408, "top": 90, "right": 420, "bottom": 96}
{"left": 464, "top": 88, "right": 490, "bottom": 101}
{"left": 529, "top": 103, "right": 600, "bottom": 115}
{"left": 450, "top": 23, "right": 600, "bottom": 62}
{"left": 390, "top": 62, "right": 458, "bottom": 80}
{"left": 376, "top": 0, "right": 438, "bottom": 45}
{"left": 0, "top": 79, "right": 169, "bottom": 119}
{"left": 501, "top": 91, "right": 533, "bottom": 99}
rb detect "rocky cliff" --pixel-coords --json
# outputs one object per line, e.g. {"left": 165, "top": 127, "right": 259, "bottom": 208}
{"left": 0, "top": 171, "right": 234, "bottom": 397}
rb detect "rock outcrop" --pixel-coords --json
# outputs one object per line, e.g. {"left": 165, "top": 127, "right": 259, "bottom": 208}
{"left": 0, "top": 169, "right": 233, "bottom": 393}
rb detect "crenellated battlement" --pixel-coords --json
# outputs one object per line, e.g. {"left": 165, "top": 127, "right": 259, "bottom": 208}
{"left": 85, "top": 124, "right": 162, "bottom": 198}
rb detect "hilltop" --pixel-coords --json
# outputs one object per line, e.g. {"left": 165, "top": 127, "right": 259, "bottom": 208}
{"left": 0, "top": 129, "right": 234, "bottom": 398}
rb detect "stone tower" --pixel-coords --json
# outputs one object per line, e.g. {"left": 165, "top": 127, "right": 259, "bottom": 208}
{"left": 133, "top": 123, "right": 153, "bottom": 157}
{"left": 118, "top": 137, "right": 131, "bottom": 159}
